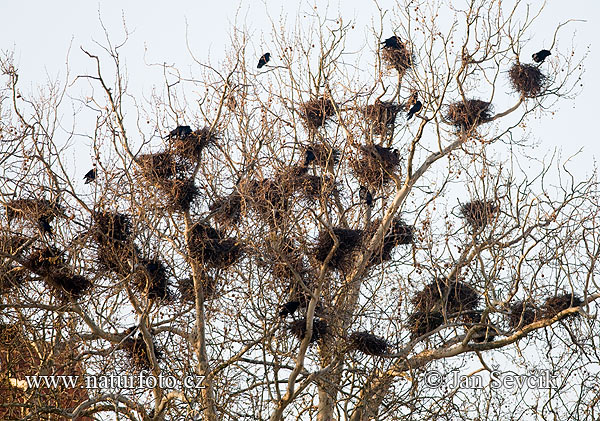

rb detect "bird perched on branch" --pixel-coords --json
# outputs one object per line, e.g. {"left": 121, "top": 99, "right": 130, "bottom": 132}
{"left": 83, "top": 168, "right": 96, "bottom": 184}
{"left": 167, "top": 125, "right": 192, "bottom": 139}
{"left": 532, "top": 49, "right": 551, "bottom": 63}
{"left": 359, "top": 186, "right": 373, "bottom": 207}
{"left": 279, "top": 301, "right": 300, "bottom": 317}
{"left": 257, "top": 53, "right": 271, "bottom": 69}
{"left": 381, "top": 36, "right": 402, "bottom": 49}
{"left": 407, "top": 100, "right": 422, "bottom": 120}
{"left": 304, "top": 147, "right": 316, "bottom": 166}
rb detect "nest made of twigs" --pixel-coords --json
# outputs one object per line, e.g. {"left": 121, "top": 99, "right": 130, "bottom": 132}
{"left": 178, "top": 275, "right": 218, "bottom": 303}
{"left": 24, "top": 246, "right": 66, "bottom": 276}
{"left": 365, "top": 218, "right": 414, "bottom": 266}
{"left": 542, "top": 293, "right": 582, "bottom": 319}
{"left": 303, "top": 143, "right": 340, "bottom": 169}
{"left": 300, "top": 96, "right": 336, "bottom": 131}
{"left": 508, "top": 300, "right": 539, "bottom": 329}
{"left": 285, "top": 172, "right": 336, "bottom": 202}
{"left": 188, "top": 222, "right": 244, "bottom": 269}
{"left": 350, "top": 144, "right": 400, "bottom": 189}
{"left": 158, "top": 178, "right": 200, "bottom": 212}
{"left": 5, "top": 199, "right": 61, "bottom": 222}
{"left": 0, "top": 235, "right": 29, "bottom": 256}
{"left": 411, "top": 278, "right": 480, "bottom": 314}
{"left": 348, "top": 331, "right": 389, "bottom": 356}
{"left": 407, "top": 311, "right": 444, "bottom": 339}
{"left": 0, "top": 324, "right": 22, "bottom": 347}
{"left": 314, "top": 227, "right": 363, "bottom": 271}
{"left": 133, "top": 258, "right": 170, "bottom": 300}
{"left": 120, "top": 332, "right": 162, "bottom": 370}
{"left": 43, "top": 273, "right": 92, "bottom": 300}
{"left": 170, "top": 127, "right": 218, "bottom": 162}
{"left": 0, "top": 266, "right": 26, "bottom": 294}
{"left": 446, "top": 99, "right": 493, "bottom": 131}
{"left": 241, "top": 178, "right": 290, "bottom": 223}
{"left": 460, "top": 200, "right": 498, "bottom": 229}
{"left": 509, "top": 63, "right": 546, "bottom": 98}
{"left": 137, "top": 152, "right": 179, "bottom": 180}
{"left": 364, "top": 100, "right": 402, "bottom": 135}
{"left": 210, "top": 192, "right": 243, "bottom": 226}
{"left": 381, "top": 39, "right": 413, "bottom": 74}
{"left": 94, "top": 211, "right": 132, "bottom": 244}
{"left": 288, "top": 318, "right": 329, "bottom": 343}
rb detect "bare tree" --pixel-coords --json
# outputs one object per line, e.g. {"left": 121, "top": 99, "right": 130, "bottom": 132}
{"left": 1, "top": 1, "right": 598, "bottom": 420}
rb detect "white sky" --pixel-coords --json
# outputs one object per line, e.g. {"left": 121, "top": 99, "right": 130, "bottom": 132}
{"left": 1, "top": 0, "right": 598, "bottom": 179}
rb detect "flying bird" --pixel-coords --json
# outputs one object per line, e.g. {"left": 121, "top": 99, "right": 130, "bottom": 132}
{"left": 532, "top": 49, "right": 551, "bottom": 63}
{"left": 382, "top": 36, "right": 402, "bottom": 49}
{"left": 168, "top": 125, "right": 192, "bottom": 139}
{"left": 279, "top": 301, "right": 300, "bottom": 317}
{"left": 83, "top": 168, "right": 96, "bottom": 184}
{"left": 407, "top": 100, "right": 423, "bottom": 120}
{"left": 359, "top": 186, "right": 373, "bottom": 207}
{"left": 257, "top": 53, "right": 271, "bottom": 69}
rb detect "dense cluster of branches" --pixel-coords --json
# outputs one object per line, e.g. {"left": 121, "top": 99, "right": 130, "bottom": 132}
{"left": 1, "top": 1, "right": 598, "bottom": 420}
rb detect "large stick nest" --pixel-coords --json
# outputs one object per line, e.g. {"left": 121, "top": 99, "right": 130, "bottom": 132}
{"left": 158, "top": 178, "right": 200, "bottom": 212}
{"left": 460, "top": 200, "right": 498, "bottom": 229}
{"left": 509, "top": 63, "right": 546, "bottom": 98}
{"left": 446, "top": 99, "right": 493, "bottom": 131}
{"left": 188, "top": 222, "right": 244, "bottom": 269}
{"left": 5, "top": 199, "right": 62, "bottom": 222}
{"left": 542, "top": 293, "right": 582, "bottom": 319}
{"left": 278, "top": 167, "right": 337, "bottom": 202}
{"left": 313, "top": 227, "right": 363, "bottom": 271}
{"left": 178, "top": 275, "right": 218, "bottom": 303}
{"left": 381, "top": 39, "right": 413, "bottom": 74}
{"left": 350, "top": 144, "right": 400, "bottom": 189}
{"left": 119, "top": 330, "right": 162, "bottom": 370}
{"left": 241, "top": 178, "right": 290, "bottom": 223}
{"left": 407, "top": 311, "right": 444, "bottom": 339}
{"left": 348, "top": 331, "right": 389, "bottom": 356}
{"left": 137, "top": 152, "right": 180, "bottom": 180}
{"left": 170, "top": 127, "right": 218, "bottom": 162}
{"left": 209, "top": 192, "right": 243, "bottom": 227}
{"left": 299, "top": 96, "right": 336, "bottom": 131}
{"left": 411, "top": 278, "right": 480, "bottom": 314}
{"left": 133, "top": 258, "right": 171, "bottom": 300}
{"left": 364, "top": 100, "right": 402, "bottom": 135}
{"left": 288, "top": 318, "right": 329, "bottom": 343}
{"left": 93, "top": 211, "right": 132, "bottom": 244}
{"left": 302, "top": 143, "right": 340, "bottom": 169}
{"left": 508, "top": 300, "right": 539, "bottom": 329}
{"left": 365, "top": 218, "right": 415, "bottom": 266}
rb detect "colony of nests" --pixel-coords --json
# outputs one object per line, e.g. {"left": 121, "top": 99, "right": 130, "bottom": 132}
{"left": 348, "top": 331, "right": 389, "bottom": 356}
{"left": 314, "top": 227, "right": 363, "bottom": 272}
{"left": 288, "top": 318, "right": 329, "bottom": 343}
{"left": 188, "top": 222, "right": 244, "bottom": 269}
{"left": 132, "top": 258, "right": 170, "bottom": 300}
{"left": 365, "top": 218, "right": 414, "bottom": 266}
{"left": 169, "top": 127, "right": 218, "bottom": 162}
{"left": 299, "top": 96, "right": 336, "bottom": 131}
{"left": 381, "top": 37, "right": 413, "bottom": 75}
{"left": 5, "top": 198, "right": 62, "bottom": 235}
{"left": 119, "top": 330, "right": 162, "bottom": 370}
{"left": 411, "top": 278, "right": 480, "bottom": 315}
{"left": 508, "top": 300, "right": 539, "bottom": 329}
{"left": 407, "top": 311, "right": 444, "bottom": 339}
{"left": 542, "top": 293, "right": 582, "bottom": 319}
{"left": 350, "top": 144, "right": 400, "bottom": 189}
{"left": 446, "top": 99, "right": 493, "bottom": 131}
{"left": 364, "top": 100, "right": 402, "bottom": 135}
{"left": 509, "top": 63, "right": 546, "bottom": 98}
{"left": 23, "top": 246, "right": 91, "bottom": 300}
{"left": 460, "top": 200, "right": 498, "bottom": 229}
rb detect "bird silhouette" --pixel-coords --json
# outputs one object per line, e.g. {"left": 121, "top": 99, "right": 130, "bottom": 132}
{"left": 37, "top": 216, "right": 53, "bottom": 236}
{"left": 532, "top": 49, "right": 551, "bottom": 63}
{"left": 359, "top": 186, "right": 373, "bottom": 207}
{"left": 279, "top": 301, "right": 300, "bottom": 317}
{"left": 257, "top": 53, "right": 271, "bottom": 69}
{"left": 84, "top": 168, "right": 96, "bottom": 184}
{"left": 407, "top": 100, "right": 422, "bottom": 120}
{"left": 168, "top": 125, "right": 192, "bottom": 139}
{"left": 382, "top": 36, "right": 402, "bottom": 49}
{"left": 304, "top": 147, "right": 316, "bottom": 166}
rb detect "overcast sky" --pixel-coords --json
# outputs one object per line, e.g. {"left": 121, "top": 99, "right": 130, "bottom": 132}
{"left": 1, "top": 0, "right": 598, "bottom": 180}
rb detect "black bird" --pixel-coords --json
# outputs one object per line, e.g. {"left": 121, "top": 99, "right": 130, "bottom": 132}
{"left": 84, "top": 168, "right": 96, "bottom": 184}
{"left": 257, "top": 53, "right": 271, "bottom": 69}
{"left": 279, "top": 301, "right": 300, "bottom": 317}
{"left": 359, "top": 186, "right": 373, "bottom": 207}
{"left": 532, "top": 49, "right": 551, "bottom": 63}
{"left": 407, "top": 100, "right": 422, "bottom": 120}
{"left": 168, "top": 125, "right": 192, "bottom": 139}
{"left": 37, "top": 216, "right": 53, "bottom": 236}
{"left": 304, "top": 147, "right": 316, "bottom": 166}
{"left": 382, "top": 36, "right": 402, "bottom": 49}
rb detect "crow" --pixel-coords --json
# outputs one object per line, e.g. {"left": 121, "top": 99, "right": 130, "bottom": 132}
{"left": 168, "top": 125, "right": 192, "bottom": 139}
{"left": 407, "top": 100, "right": 422, "bottom": 120}
{"left": 83, "top": 168, "right": 96, "bottom": 184}
{"left": 382, "top": 36, "right": 402, "bottom": 49}
{"left": 304, "top": 147, "right": 316, "bottom": 166}
{"left": 279, "top": 301, "right": 300, "bottom": 317}
{"left": 532, "top": 49, "right": 551, "bottom": 63}
{"left": 37, "top": 216, "right": 53, "bottom": 236}
{"left": 359, "top": 186, "right": 373, "bottom": 207}
{"left": 257, "top": 53, "right": 271, "bottom": 69}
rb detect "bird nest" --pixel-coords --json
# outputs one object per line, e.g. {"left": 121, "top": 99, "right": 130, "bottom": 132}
{"left": 508, "top": 300, "right": 539, "bottom": 329}
{"left": 137, "top": 152, "right": 179, "bottom": 180}
{"left": 241, "top": 179, "right": 290, "bottom": 223}
{"left": 170, "top": 127, "right": 218, "bottom": 162}
{"left": 348, "top": 331, "right": 389, "bottom": 356}
{"left": 133, "top": 258, "right": 170, "bottom": 300}
{"left": 460, "top": 200, "right": 498, "bottom": 229}
{"left": 0, "top": 234, "right": 29, "bottom": 255}
{"left": 382, "top": 40, "right": 413, "bottom": 74}
{"left": 509, "top": 63, "right": 546, "bottom": 98}
{"left": 411, "top": 278, "right": 480, "bottom": 314}
{"left": 303, "top": 143, "right": 340, "bottom": 169}
{"left": 299, "top": 96, "right": 336, "bottom": 131}
{"left": 178, "top": 276, "right": 218, "bottom": 303}
{"left": 313, "top": 227, "right": 363, "bottom": 272}
{"left": 0, "top": 267, "right": 26, "bottom": 294}
{"left": 542, "top": 293, "right": 582, "bottom": 319}
{"left": 364, "top": 101, "right": 402, "bottom": 135}
{"left": 5, "top": 199, "right": 61, "bottom": 222}
{"left": 94, "top": 211, "right": 132, "bottom": 244}
{"left": 365, "top": 218, "right": 415, "bottom": 266}
{"left": 209, "top": 192, "right": 243, "bottom": 227}
{"left": 279, "top": 300, "right": 302, "bottom": 318}
{"left": 188, "top": 222, "right": 244, "bottom": 269}
{"left": 288, "top": 318, "right": 329, "bottom": 343}
{"left": 158, "top": 178, "right": 199, "bottom": 212}
{"left": 407, "top": 311, "right": 444, "bottom": 339}
{"left": 119, "top": 331, "right": 162, "bottom": 370}
{"left": 284, "top": 172, "right": 337, "bottom": 202}
{"left": 446, "top": 99, "right": 493, "bottom": 131}
{"left": 44, "top": 273, "right": 92, "bottom": 300}
{"left": 350, "top": 144, "right": 400, "bottom": 189}
{"left": 0, "top": 324, "right": 22, "bottom": 347}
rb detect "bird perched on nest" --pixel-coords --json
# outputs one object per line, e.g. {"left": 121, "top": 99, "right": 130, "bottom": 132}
{"left": 167, "top": 125, "right": 192, "bottom": 139}
{"left": 279, "top": 301, "right": 300, "bottom": 317}
{"left": 304, "top": 147, "right": 316, "bottom": 166}
{"left": 381, "top": 36, "right": 402, "bottom": 49}
{"left": 407, "top": 100, "right": 422, "bottom": 120}
{"left": 532, "top": 49, "right": 551, "bottom": 63}
{"left": 83, "top": 168, "right": 96, "bottom": 184}
{"left": 257, "top": 53, "right": 271, "bottom": 69}
{"left": 359, "top": 186, "right": 373, "bottom": 207}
